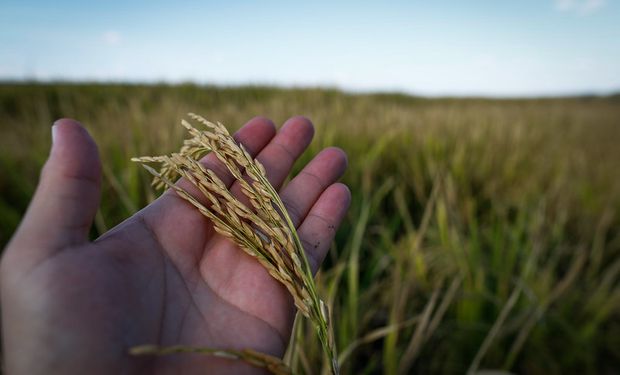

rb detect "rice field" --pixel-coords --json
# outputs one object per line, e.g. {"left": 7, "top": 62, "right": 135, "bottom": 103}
{"left": 1, "top": 83, "right": 619, "bottom": 374}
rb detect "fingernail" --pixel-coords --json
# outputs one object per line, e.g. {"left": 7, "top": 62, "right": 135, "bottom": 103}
{"left": 52, "top": 124, "right": 58, "bottom": 144}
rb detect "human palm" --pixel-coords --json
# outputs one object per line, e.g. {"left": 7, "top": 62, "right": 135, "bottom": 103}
{"left": 1, "top": 116, "right": 350, "bottom": 374}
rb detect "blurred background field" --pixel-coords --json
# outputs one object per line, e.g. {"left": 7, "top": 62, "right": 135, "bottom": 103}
{"left": 1, "top": 83, "right": 619, "bottom": 374}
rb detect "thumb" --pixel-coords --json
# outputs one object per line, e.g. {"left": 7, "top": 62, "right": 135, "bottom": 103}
{"left": 10, "top": 119, "right": 102, "bottom": 257}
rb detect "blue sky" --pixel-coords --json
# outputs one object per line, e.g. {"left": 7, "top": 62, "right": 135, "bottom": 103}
{"left": 1, "top": 0, "right": 619, "bottom": 96}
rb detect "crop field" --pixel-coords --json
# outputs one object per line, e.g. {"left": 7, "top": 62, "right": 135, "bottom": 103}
{"left": 0, "top": 83, "right": 619, "bottom": 374}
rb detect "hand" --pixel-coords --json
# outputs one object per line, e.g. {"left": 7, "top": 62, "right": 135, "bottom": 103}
{"left": 1, "top": 116, "right": 350, "bottom": 374}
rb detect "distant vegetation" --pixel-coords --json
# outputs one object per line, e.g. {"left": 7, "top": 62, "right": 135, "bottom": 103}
{"left": 1, "top": 83, "right": 619, "bottom": 374}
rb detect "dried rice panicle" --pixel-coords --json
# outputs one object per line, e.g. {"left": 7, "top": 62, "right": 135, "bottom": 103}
{"left": 131, "top": 114, "right": 339, "bottom": 375}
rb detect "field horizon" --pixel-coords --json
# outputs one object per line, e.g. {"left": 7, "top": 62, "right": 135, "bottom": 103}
{"left": 2, "top": 80, "right": 619, "bottom": 100}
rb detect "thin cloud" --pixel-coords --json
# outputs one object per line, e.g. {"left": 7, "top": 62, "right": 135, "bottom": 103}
{"left": 102, "top": 31, "right": 122, "bottom": 46}
{"left": 583, "top": 0, "right": 607, "bottom": 12}
{"left": 554, "top": 0, "right": 607, "bottom": 14}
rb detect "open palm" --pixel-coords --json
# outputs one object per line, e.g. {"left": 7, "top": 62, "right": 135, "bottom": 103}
{"left": 1, "top": 116, "right": 350, "bottom": 374}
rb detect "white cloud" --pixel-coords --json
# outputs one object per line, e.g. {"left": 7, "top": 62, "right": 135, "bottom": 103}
{"left": 554, "top": 0, "right": 607, "bottom": 14}
{"left": 102, "top": 30, "right": 122, "bottom": 46}
{"left": 582, "top": 0, "right": 607, "bottom": 12}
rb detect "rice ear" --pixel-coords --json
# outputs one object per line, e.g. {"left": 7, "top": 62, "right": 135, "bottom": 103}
{"left": 131, "top": 114, "right": 340, "bottom": 374}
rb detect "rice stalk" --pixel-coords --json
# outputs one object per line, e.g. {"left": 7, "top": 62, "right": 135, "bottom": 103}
{"left": 130, "top": 345, "right": 292, "bottom": 375}
{"left": 131, "top": 113, "right": 339, "bottom": 374}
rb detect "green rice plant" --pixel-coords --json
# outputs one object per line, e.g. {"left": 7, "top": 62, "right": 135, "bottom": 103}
{"left": 1, "top": 83, "right": 619, "bottom": 374}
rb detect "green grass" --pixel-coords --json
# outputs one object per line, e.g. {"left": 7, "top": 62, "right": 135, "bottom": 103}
{"left": 1, "top": 83, "right": 619, "bottom": 374}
